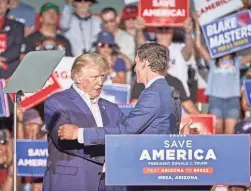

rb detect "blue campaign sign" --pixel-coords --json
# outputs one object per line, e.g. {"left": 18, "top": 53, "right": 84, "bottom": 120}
{"left": 17, "top": 139, "right": 48, "bottom": 177}
{"left": 244, "top": 80, "right": 251, "bottom": 106}
{"left": 101, "top": 83, "right": 131, "bottom": 104}
{"left": 202, "top": 10, "right": 251, "bottom": 59}
{"left": 118, "top": 104, "right": 135, "bottom": 115}
{"left": 105, "top": 135, "right": 250, "bottom": 186}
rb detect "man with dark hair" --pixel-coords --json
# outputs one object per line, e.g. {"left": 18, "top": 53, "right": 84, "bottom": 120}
{"left": 101, "top": 6, "right": 135, "bottom": 63}
{"left": 58, "top": 42, "right": 178, "bottom": 145}
{"left": 23, "top": 3, "right": 72, "bottom": 56}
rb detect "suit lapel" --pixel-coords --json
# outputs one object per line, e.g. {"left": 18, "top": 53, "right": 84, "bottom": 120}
{"left": 69, "top": 87, "right": 97, "bottom": 127}
{"left": 98, "top": 99, "right": 109, "bottom": 126}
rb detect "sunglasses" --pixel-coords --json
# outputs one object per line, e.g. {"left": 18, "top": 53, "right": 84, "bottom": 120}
{"left": 41, "top": 45, "right": 57, "bottom": 50}
{"left": 103, "top": 18, "right": 116, "bottom": 25}
{"left": 98, "top": 43, "right": 113, "bottom": 48}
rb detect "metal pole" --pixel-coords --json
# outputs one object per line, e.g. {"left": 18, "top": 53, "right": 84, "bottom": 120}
{"left": 13, "top": 94, "right": 17, "bottom": 191}
{"left": 13, "top": 91, "right": 23, "bottom": 191}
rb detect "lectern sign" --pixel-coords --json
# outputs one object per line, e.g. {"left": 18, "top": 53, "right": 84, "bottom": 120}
{"left": 105, "top": 135, "right": 250, "bottom": 185}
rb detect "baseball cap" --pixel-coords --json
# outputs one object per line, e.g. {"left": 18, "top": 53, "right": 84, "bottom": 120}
{"left": 97, "top": 31, "right": 117, "bottom": 46}
{"left": 121, "top": 5, "right": 138, "bottom": 20}
{"left": 23, "top": 108, "right": 43, "bottom": 126}
{"left": 40, "top": 3, "right": 60, "bottom": 14}
{"left": 0, "top": 130, "right": 7, "bottom": 145}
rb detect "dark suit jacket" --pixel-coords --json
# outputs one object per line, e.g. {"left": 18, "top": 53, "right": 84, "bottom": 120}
{"left": 0, "top": 18, "right": 24, "bottom": 79}
{"left": 83, "top": 78, "right": 178, "bottom": 145}
{"left": 43, "top": 87, "right": 122, "bottom": 191}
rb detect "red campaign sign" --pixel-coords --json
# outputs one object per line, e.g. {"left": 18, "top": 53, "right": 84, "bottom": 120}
{"left": 9, "top": 75, "right": 61, "bottom": 111}
{"left": 138, "top": 0, "right": 189, "bottom": 27}
{"left": 179, "top": 114, "right": 216, "bottom": 134}
{"left": 0, "top": 33, "right": 7, "bottom": 53}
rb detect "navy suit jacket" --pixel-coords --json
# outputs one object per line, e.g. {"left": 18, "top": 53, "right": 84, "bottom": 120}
{"left": 0, "top": 18, "right": 24, "bottom": 79}
{"left": 43, "top": 87, "right": 122, "bottom": 191}
{"left": 83, "top": 78, "right": 179, "bottom": 145}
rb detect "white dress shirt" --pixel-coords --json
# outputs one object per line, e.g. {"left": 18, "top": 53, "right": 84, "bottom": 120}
{"left": 145, "top": 76, "right": 165, "bottom": 88}
{"left": 73, "top": 84, "right": 106, "bottom": 173}
{"left": 73, "top": 84, "right": 103, "bottom": 144}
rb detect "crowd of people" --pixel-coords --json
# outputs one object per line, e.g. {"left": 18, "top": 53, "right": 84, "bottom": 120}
{"left": 0, "top": 0, "right": 250, "bottom": 190}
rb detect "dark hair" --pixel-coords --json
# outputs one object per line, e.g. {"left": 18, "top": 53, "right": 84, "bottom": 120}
{"left": 172, "top": 29, "right": 185, "bottom": 43}
{"left": 40, "top": 36, "right": 57, "bottom": 44}
{"left": 136, "top": 42, "right": 168, "bottom": 75}
{"left": 101, "top": 7, "right": 117, "bottom": 16}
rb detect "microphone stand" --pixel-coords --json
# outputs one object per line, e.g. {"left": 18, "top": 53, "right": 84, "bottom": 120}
{"left": 172, "top": 90, "right": 181, "bottom": 134}
{"left": 13, "top": 90, "right": 24, "bottom": 191}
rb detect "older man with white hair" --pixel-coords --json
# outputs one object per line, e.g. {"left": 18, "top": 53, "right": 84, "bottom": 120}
{"left": 43, "top": 53, "right": 122, "bottom": 191}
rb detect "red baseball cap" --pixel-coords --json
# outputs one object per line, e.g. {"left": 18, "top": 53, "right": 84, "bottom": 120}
{"left": 121, "top": 5, "right": 138, "bottom": 20}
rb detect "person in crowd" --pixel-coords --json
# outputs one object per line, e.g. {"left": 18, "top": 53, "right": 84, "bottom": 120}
{"left": 131, "top": 74, "right": 200, "bottom": 114}
{"left": 0, "top": 128, "right": 20, "bottom": 191}
{"left": 135, "top": 16, "right": 196, "bottom": 102}
{"left": 101, "top": 7, "right": 135, "bottom": 63}
{"left": 7, "top": 0, "right": 36, "bottom": 37}
{"left": 101, "top": 7, "right": 136, "bottom": 84}
{"left": 17, "top": 107, "right": 44, "bottom": 139}
{"left": 43, "top": 53, "right": 123, "bottom": 191}
{"left": 0, "top": 129, "right": 11, "bottom": 183}
{"left": 119, "top": 5, "right": 151, "bottom": 42}
{"left": 16, "top": 106, "right": 44, "bottom": 191}
{"left": 60, "top": 0, "right": 101, "bottom": 56}
{"left": 240, "top": 68, "right": 251, "bottom": 120}
{"left": 232, "top": 116, "right": 251, "bottom": 191}
{"left": 23, "top": 3, "right": 72, "bottom": 56}
{"left": 0, "top": 0, "right": 24, "bottom": 79}
{"left": 194, "top": 14, "right": 251, "bottom": 134}
{"left": 96, "top": 31, "right": 126, "bottom": 84}
{"left": 38, "top": 37, "right": 58, "bottom": 51}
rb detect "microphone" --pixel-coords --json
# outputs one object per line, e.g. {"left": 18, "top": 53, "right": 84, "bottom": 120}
{"left": 172, "top": 89, "right": 181, "bottom": 134}
{"left": 172, "top": 89, "right": 180, "bottom": 100}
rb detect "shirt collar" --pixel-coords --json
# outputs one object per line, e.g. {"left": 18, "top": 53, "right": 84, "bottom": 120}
{"left": 73, "top": 84, "right": 100, "bottom": 104}
{"left": 145, "top": 76, "right": 165, "bottom": 88}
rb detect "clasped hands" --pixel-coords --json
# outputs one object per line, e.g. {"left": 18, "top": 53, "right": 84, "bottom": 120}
{"left": 58, "top": 124, "right": 79, "bottom": 140}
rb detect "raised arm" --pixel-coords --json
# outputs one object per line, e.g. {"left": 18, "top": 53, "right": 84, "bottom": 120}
{"left": 193, "top": 14, "right": 211, "bottom": 63}
{"left": 181, "top": 18, "right": 194, "bottom": 61}
{"left": 135, "top": 17, "right": 147, "bottom": 46}
{"left": 60, "top": 0, "right": 75, "bottom": 31}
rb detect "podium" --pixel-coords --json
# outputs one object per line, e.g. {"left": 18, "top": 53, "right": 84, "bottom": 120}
{"left": 105, "top": 135, "right": 250, "bottom": 191}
